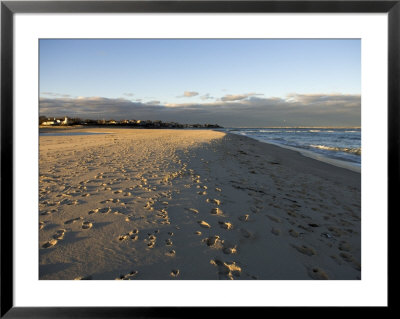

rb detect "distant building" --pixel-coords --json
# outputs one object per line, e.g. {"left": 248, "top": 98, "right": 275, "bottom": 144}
{"left": 61, "top": 116, "right": 68, "bottom": 125}
{"left": 42, "top": 120, "right": 55, "bottom": 126}
{"left": 42, "top": 117, "right": 58, "bottom": 126}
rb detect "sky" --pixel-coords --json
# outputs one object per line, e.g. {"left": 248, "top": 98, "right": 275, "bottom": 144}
{"left": 39, "top": 39, "right": 361, "bottom": 127}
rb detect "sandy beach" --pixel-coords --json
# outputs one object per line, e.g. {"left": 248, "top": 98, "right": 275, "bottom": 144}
{"left": 39, "top": 128, "right": 361, "bottom": 280}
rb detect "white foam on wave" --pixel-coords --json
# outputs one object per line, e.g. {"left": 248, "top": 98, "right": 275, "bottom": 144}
{"left": 266, "top": 142, "right": 361, "bottom": 173}
{"left": 228, "top": 131, "right": 361, "bottom": 173}
{"left": 310, "top": 144, "right": 361, "bottom": 155}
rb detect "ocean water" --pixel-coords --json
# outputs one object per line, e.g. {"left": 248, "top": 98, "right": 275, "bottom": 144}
{"left": 225, "top": 128, "right": 361, "bottom": 168}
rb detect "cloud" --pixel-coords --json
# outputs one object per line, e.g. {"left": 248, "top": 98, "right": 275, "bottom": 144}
{"left": 200, "top": 93, "right": 214, "bottom": 101}
{"left": 146, "top": 100, "right": 161, "bottom": 105}
{"left": 39, "top": 93, "right": 360, "bottom": 127}
{"left": 220, "top": 92, "right": 262, "bottom": 101}
{"left": 123, "top": 93, "right": 134, "bottom": 97}
{"left": 183, "top": 91, "right": 199, "bottom": 97}
{"left": 41, "top": 92, "right": 71, "bottom": 98}
{"left": 285, "top": 93, "right": 360, "bottom": 107}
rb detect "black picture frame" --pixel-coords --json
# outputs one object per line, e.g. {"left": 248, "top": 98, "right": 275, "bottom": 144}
{"left": 1, "top": 0, "right": 396, "bottom": 317}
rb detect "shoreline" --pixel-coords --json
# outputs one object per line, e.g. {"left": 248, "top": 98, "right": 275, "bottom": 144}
{"left": 223, "top": 130, "right": 361, "bottom": 174}
{"left": 39, "top": 129, "right": 361, "bottom": 280}
{"left": 223, "top": 132, "right": 360, "bottom": 188}
{"left": 238, "top": 136, "right": 361, "bottom": 173}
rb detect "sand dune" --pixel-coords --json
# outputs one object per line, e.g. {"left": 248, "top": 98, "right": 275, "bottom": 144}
{"left": 39, "top": 128, "right": 361, "bottom": 280}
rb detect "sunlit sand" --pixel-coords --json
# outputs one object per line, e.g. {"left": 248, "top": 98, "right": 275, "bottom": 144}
{"left": 39, "top": 128, "right": 361, "bottom": 280}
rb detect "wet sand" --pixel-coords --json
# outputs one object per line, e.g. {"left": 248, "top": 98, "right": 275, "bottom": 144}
{"left": 39, "top": 128, "right": 361, "bottom": 280}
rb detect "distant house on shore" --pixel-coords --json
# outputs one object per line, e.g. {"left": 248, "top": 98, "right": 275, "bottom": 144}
{"left": 42, "top": 117, "right": 59, "bottom": 126}
{"left": 41, "top": 116, "right": 68, "bottom": 126}
{"left": 41, "top": 120, "right": 55, "bottom": 126}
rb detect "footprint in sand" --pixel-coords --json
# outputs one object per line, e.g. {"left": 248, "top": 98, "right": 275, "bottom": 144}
{"left": 222, "top": 241, "right": 237, "bottom": 255}
{"left": 68, "top": 199, "right": 80, "bottom": 206}
{"left": 74, "top": 275, "right": 93, "bottom": 280}
{"left": 328, "top": 226, "right": 344, "bottom": 237}
{"left": 292, "top": 244, "right": 317, "bottom": 256}
{"left": 101, "top": 198, "right": 119, "bottom": 204}
{"left": 119, "top": 230, "right": 139, "bottom": 242}
{"left": 210, "top": 208, "right": 223, "bottom": 216}
{"left": 238, "top": 214, "right": 249, "bottom": 222}
{"left": 99, "top": 207, "right": 111, "bottom": 214}
{"left": 165, "top": 239, "right": 173, "bottom": 246}
{"left": 210, "top": 259, "right": 242, "bottom": 280}
{"left": 204, "top": 235, "right": 224, "bottom": 248}
{"left": 267, "top": 215, "right": 281, "bottom": 223}
{"left": 218, "top": 221, "right": 233, "bottom": 230}
{"left": 40, "top": 209, "right": 56, "bottom": 216}
{"left": 198, "top": 221, "right": 211, "bottom": 228}
{"left": 116, "top": 270, "right": 139, "bottom": 280}
{"left": 207, "top": 199, "right": 221, "bottom": 205}
{"left": 88, "top": 208, "right": 99, "bottom": 215}
{"left": 289, "top": 229, "right": 300, "bottom": 238}
{"left": 287, "top": 211, "right": 298, "bottom": 218}
{"left": 118, "top": 234, "right": 128, "bottom": 241}
{"left": 147, "top": 241, "right": 156, "bottom": 248}
{"left": 307, "top": 267, "right": 329, "bottom": 280}
{"left": 170, "top": 269, "right": 180, "bottom": 277}
{"left": 338, "top": 241, "right": 351, "bottom": 252}
{"left": 298, "top": 224, "right": 314, "bottom": 233}
{"left": 82, "top": 221, "right": 93, "bottom": 230}
{"left": 53, "top": 229, "right": 66, "bottom": 240}
{"left": 339, "top": 252, "right": 361, "bottom": 271}
{"left": 39, "top": 222, "right": 45, "bottom": 230}
{"left": 194, "top": 231, "right": 202, "bottom": 235}
{"left": 42, "top": 239, "right": 58, "bottom": 249}
{"left": 271, "top": 227, "right": 281, "bottom": 236}
{"left": 144, "top": 202, "right": 154, "bottom": 210}
{"left": 185, "top": 208, "right": 199, "bottom": 214}
{"left": 146, "top": 234, "right": 157, "bottom": 248}
{"left": 64, "top": 217, "right": 83, "bottom": 225}
{"left": 240, "top": 228, "right": 253, "bottom": 239}
{"left": 165, "top": 250, "right": 176, "bottom": 257}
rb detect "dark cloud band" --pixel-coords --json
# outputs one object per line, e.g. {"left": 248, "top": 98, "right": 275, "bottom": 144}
{"left": 39, "top": 93, "right": 360, "bottom": 127}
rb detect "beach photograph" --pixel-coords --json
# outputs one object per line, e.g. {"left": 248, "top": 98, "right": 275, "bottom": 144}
{"left": 39, "top": 39, "right": 361, "bottom": 280}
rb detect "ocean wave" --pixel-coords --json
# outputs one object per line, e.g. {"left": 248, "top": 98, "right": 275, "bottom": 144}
{"left": 310, "top": 144, "right": 361, "bottom": 155}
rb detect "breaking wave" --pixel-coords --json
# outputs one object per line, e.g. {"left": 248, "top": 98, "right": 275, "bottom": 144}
{"left": 310, "top": 145, "right": 361, "bottom": 155}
